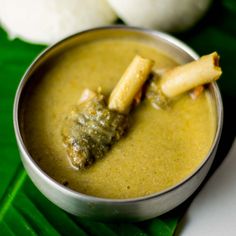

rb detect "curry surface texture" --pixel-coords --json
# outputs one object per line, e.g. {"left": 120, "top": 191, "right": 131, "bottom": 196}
{"left": 22, "top": 38, "right": 216, "bottom": 199}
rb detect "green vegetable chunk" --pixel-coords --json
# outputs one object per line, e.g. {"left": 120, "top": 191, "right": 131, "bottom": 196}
{"left": 62, "top": 93, "right": 129, "bottom": 169}
{"left": 145, "top": 74, "right": 169, "bottom": 109}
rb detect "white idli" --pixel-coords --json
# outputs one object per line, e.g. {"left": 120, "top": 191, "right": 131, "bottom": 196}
{"left": 107, "top": 0, "right": 212, "bottom": 32}
{"left": 0, "top": 0, "right": 117, "bottom": 44}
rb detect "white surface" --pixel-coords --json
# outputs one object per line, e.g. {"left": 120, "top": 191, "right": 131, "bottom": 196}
{"left": 178, "top": 139, "right": 236, "bottom": 236}
{"left": 0, "top": 0, "right": 117, "bottom": 44}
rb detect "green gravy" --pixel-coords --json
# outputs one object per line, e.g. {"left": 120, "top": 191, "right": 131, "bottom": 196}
{"left": 22, "top": 38, "right": 216, "bottom": 199}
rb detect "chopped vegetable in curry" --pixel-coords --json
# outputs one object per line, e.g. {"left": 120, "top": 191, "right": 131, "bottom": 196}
{"left": 62, "top": 92, "right": 129, "bottom": 169}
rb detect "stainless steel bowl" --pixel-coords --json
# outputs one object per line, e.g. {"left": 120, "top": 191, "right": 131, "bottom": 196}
{"left": 13, "top": 26, "right": 223, "bottom": 222}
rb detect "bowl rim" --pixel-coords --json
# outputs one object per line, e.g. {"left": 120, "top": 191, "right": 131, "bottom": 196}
{"left": 13, "top": 25, "right": 223, "bottom": 204}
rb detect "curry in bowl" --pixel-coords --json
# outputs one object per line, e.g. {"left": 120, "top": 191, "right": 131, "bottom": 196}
{"left": 20, "top": 36, "right": 220, "bottom": 199}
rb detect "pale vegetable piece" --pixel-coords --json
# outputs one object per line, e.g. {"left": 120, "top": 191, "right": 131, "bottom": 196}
{"left": 146, "top": 52, "right": 222, "bottom": 109}
{"left": 161, "top": 52, "right": 222, "bottom": 98}
{"left": 0, "top": 0, "right": 117, "bottom": 44}
{"left": 107, "top": 0, "right": 212, "bottom": 32}
{"left": 108, "top": 55, "right": 154, "bottom": 114}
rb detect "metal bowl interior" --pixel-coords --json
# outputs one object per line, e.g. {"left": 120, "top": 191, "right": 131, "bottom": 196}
{"left": 13, "top": 26, "right": 223, "bottom": 221}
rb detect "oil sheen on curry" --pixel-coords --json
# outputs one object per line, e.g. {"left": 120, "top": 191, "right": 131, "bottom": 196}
{"left": 22, "top": 38, "right": 217, "bottom": 199}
